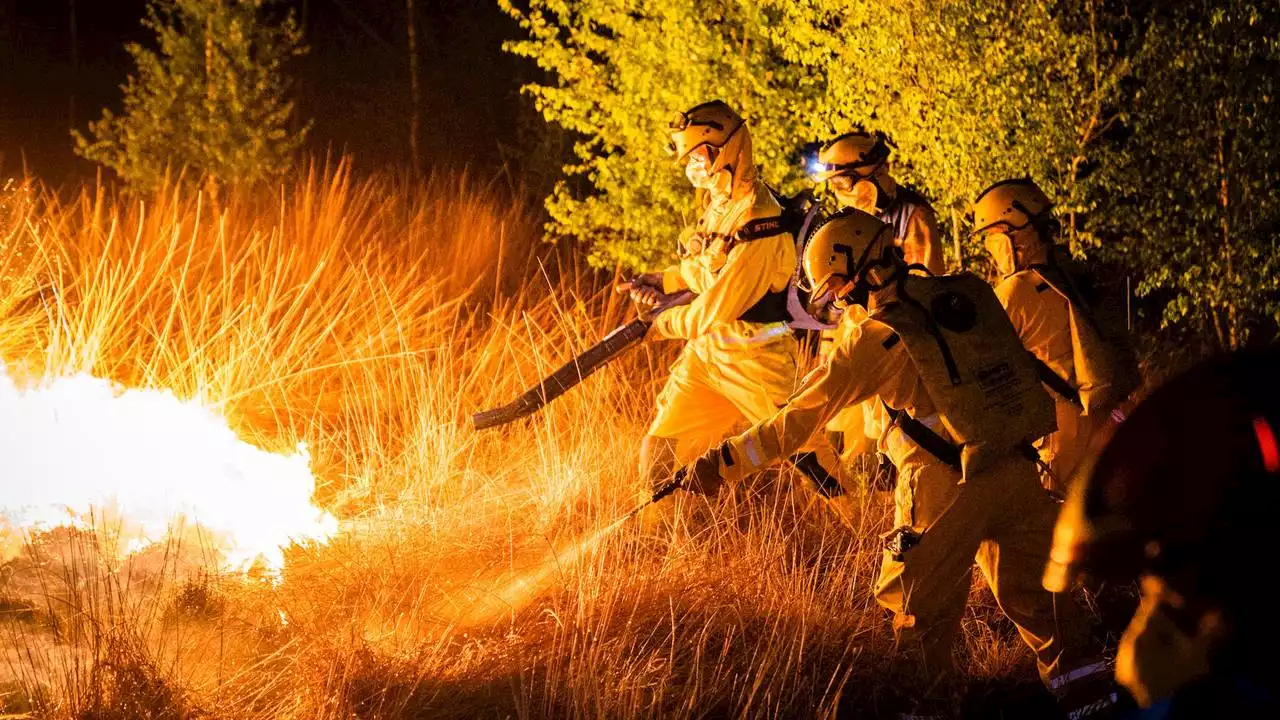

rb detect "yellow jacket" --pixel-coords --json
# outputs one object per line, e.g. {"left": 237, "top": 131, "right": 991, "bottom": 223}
{"left": 652, "top": 181, "right": 794, "bottom": 343}
{"left": 720, "top": 310, "right": 944, "bottom": 484}
{"left": 994, "top": 268, "right": 1098, "bottom": 490}
{"left": 994, "top": 270, "right": 1076, "bottom": 388}
{"left": 879, "top": 186, "right": 945, "bottom": 276}
{"left": 897, "top": 201, "right": 945, "bottom": 276}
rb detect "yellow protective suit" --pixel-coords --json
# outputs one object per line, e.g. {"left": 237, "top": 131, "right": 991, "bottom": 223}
{"left": 642, "top": 115, "right": 850, "bottom": 520}
{"left": 995, "top": 270, "right": 1105, "bottom": 494}
{"left": 719, "top": 301, "right": 1071, "bottom": 680}
{"left": 819, "top": 304, "right": 880, "bottom": 463}
{"left": 646, "top": 180, "right": 800, "bottom": 452}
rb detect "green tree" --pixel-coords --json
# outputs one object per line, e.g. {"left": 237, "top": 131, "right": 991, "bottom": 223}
{"left": 502, "top": 0, "right": 1280, "bottom": 349}
{"left": 498, "top": 0, "right": 1123, "bottom": 270}
{"left": 75, "top": 0, "right": 310, "bottom": 191}
{"left": 1089, "top": 0, "right": 1280, "bottom": 350}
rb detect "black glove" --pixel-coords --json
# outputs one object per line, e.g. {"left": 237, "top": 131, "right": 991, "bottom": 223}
{"left": 677, "top": 446, "right": 725, "bottom": 496}
{"left": 883, "top": 525, "right": 922, "bottom": 562}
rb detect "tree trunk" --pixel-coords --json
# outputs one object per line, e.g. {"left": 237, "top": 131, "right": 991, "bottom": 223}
{"left": 406, "top": 0, "right": 422, "bottom": 179}
{"left": 205, "top": 16, "right": 215, "bottom": 103}
{"left": 1215, "top": 98, "right": 1239, "bottom": 349}
{"left": 68, "top": 0, "right": 78, "bottom": 131}
{"left": 1209, "top": 306, "right": 1228, "bottom": 353}
{"left": 950, "top": 207, "right": 964, "bottom": 272}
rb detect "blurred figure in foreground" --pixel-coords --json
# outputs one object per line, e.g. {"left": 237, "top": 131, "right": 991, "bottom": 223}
{"left": 1045, "top": 346, "right": 1280, "bottom": 716}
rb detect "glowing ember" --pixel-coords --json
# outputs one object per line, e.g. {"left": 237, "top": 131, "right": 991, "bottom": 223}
{"left": 0, "top": 366, "right": 337, "bottom": 573}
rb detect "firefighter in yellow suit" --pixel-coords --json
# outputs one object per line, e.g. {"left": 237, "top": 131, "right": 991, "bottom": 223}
{"left": 815, "top": 131, "right": 945, "bottom": 275}
{"left": 667, "top": 210, "right": 1113, "bottom": 714}
{"left": 809, "top": 131, "right": 947, "bottom": 475}
{"left": 973, "top": 178, "right": 1136, "bottom": 495}
{"left": 618, "top": 100, "right": 849, "bottom": 512}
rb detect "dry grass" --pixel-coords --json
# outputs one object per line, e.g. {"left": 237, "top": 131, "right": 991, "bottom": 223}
{"left": 0, "top": 163, "right": 1050, "bottom": 719}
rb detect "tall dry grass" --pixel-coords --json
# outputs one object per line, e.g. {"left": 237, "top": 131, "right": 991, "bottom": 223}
{"left": 0, "top": 163, "right": 1047, "bottom": 719}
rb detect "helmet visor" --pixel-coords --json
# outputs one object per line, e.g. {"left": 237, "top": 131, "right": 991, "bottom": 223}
{"left": 816, "top": 158, "right": 882, "bottom": 185}
{"left": 803, "top": 287, "right": 840, "bottom": 320}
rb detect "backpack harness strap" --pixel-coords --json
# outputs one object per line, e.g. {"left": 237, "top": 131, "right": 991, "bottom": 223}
{"left": 727, "top": 214, "right": 795, "bottom": 324}
{"left": 1032, "top": 354, "right": 1083, "bottom": 408}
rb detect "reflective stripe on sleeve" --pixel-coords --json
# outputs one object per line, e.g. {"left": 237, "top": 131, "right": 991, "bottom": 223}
{"left": 741, "top": 433, "right": 764, "bottom": 467}
{"left": 1049, "top": 660, "right": 1110, "bottom": 690}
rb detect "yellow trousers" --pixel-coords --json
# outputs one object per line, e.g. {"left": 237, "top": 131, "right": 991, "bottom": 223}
{"left": 873, "top": 453, "right": 1072, "bottom": 681}
{"left": 1038, "top": 399, "right": 1106, "bottom": 495}
{"left": 648, "top": 324, "right": 849, "bottom": 509}
{"left": 649, "top": 323, "right": 798, "bottom": 455}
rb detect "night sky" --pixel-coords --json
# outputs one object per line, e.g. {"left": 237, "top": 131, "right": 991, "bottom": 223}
{"left": 0, "top": 0, "right": 530, "bottom": 182}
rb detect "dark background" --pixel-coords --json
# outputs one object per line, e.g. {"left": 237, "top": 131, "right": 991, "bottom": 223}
{"left": 0, "top": 0, "right": 533, "bottom": 183}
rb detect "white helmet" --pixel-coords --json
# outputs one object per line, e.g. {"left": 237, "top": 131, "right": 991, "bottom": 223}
{"left": 813, "top": 131, "right": 892, "bottom": 181}
{"left": 667, "top": 100, "right": 743, "bottom": 161}
{"left": 972, "top": 178, "right": 1054, "bottom": 235}
{"left": 667, "top": 100, "right": 754, "bottom": 191}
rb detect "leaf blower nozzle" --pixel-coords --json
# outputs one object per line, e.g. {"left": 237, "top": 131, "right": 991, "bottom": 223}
{"left": 623, "top": 467, "right": 687, "bottom": 522}
{"left": 651, "top": 467, "right": 686, "bottom": 504}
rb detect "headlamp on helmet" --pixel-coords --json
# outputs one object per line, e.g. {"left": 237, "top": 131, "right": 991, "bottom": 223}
{"left": 813, "top": 131, "right": 894, "bottom": 184}
{"left": 799, "top": 141, "right": 826, "bottom": 181}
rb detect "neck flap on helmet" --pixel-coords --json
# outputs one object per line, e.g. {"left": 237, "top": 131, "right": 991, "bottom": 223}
{"left": 710, "top": 121, "right": 755, "bottom": 199}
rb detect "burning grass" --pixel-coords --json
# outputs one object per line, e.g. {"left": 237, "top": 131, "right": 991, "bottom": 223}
{"left": 0, "top": 163, "right": 1055, "bottom": 718}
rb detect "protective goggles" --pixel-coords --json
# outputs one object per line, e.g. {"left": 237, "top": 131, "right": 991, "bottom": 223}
{"left": 665, "top": 111, "right": 737, "bottom": 157}
{"left": 825, "top": 163, "right": 882, "bottom": 192}
{"left": 806, "top": 273, "right": 846, "bottom": 306}
{"left": 970, "top": 201, "right": 1046, "bottom": 239}
{"left": 668, "top": 110, "right": 726, "bottom": 132}
{"left": 811, "top": 132, "right": 892, "bottom": 179}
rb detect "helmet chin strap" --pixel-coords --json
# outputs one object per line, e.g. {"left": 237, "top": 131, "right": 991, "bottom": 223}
{"left": 837, "top": 235, "right": 900, "bottom": 308}
{"left": 868, "top": 175, "right": 891, "bottom": 214}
